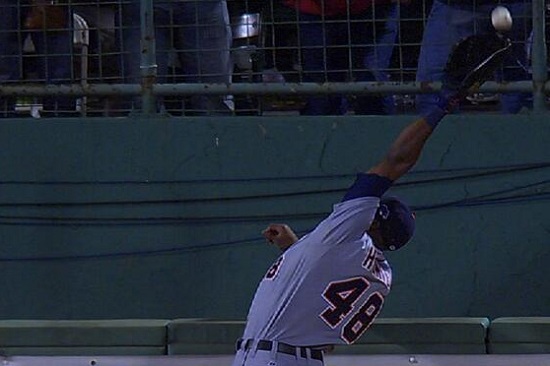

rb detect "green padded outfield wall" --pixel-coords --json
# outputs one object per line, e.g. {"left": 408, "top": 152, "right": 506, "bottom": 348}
{"left": 0, "top": 114, "right": 547, "bottom": 320}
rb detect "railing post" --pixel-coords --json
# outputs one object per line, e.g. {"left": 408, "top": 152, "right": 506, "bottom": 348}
{"left": 531, "top": 0, "right": 547, "bottom": 112}
{"left": 140, "top": 0, "right": 157, "bottom": 115}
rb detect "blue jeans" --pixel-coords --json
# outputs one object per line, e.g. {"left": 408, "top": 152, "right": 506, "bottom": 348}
{"left": 297, "top": 4, "right": 399, "bottom": 115}
{"left": 415, "top": 1, "right": 532, "bottom": 114}
{"left": 0, "top": 1, "right": 74, "bottom": 116}
{"left": 119, "top": 0, "right": 232, "bottom": 115}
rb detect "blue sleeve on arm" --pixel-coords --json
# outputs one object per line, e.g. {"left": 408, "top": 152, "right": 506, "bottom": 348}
{"left": 341, "top": 173, "right": 393, "bottom": 201}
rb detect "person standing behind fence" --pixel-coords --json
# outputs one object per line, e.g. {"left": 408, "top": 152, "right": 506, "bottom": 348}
{"left": 0, "top": 0, "right": 75, "bottom": 117}
{"left": 415, "top": 0, "right": 532, "bottom": 115}
{"left": 283, "top": 0, "right": 405, "bottom": 115}
{"left": 118, "top": 0, "right": 232, "bottom": 115}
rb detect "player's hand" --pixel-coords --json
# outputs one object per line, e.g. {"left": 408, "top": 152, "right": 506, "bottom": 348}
{"left": 262, "top": 224, "right": 299, "bottom": 251}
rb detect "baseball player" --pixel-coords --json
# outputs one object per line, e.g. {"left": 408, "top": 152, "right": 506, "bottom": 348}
{"left": 231, "top": 91, "right": 453, "bottom": 366}
{"left": 231, "top": 33, "right": 509, "bottom": 366}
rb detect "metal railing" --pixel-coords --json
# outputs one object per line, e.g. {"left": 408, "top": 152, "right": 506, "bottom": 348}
{"left": 0, "top": 0, "right": 547, "bottom": 116}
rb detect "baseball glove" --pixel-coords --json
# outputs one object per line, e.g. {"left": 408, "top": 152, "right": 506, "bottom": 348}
{"left": 443, "top": 33, "right": 512, "bottom": 97}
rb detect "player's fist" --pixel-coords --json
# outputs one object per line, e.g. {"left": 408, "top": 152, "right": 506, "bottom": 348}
{"left": 262, "top": 224, "right": 299, "bottom": 251}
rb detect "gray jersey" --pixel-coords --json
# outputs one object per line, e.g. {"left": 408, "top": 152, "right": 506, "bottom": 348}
{"left": 242, "top": 196, "right": 392, "bottom": 346}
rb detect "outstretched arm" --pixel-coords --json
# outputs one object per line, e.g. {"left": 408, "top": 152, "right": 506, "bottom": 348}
{"left": 368, "top": 116, "right": 440, "bottom": 182}
{"left": 368, "top": 31, "right": 510, "bottom": 182}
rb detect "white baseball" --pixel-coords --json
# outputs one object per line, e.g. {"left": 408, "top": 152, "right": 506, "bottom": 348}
{"left": 491, "top": 6, "right": 513, "bottom": 32}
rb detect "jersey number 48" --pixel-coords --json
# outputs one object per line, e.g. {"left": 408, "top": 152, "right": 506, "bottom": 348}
{"left": 320, "top": 277, "right": 384, "bottom": 344}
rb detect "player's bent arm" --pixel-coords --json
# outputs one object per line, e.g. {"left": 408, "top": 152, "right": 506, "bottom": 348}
{"left": 368, "top": 117, "right": 437, "bottom": 182}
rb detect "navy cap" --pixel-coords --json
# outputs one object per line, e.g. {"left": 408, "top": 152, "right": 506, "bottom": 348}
{"left": 374, "top": 196, "right": 416, "bottom": 251}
